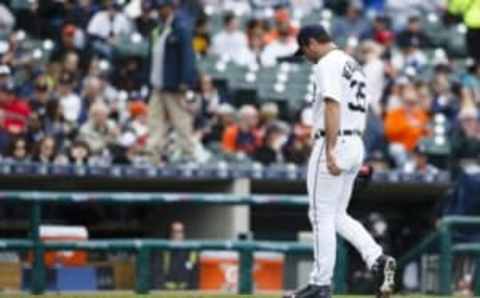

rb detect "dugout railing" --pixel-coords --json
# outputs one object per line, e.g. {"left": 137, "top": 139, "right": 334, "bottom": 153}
{"left": 398, "top": 216, "right": 480, "bottom": 296}
{"left": 0, "top": 191, "right": 349, "bottom": 295}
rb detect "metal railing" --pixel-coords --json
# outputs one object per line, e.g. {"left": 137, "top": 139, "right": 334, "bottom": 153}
{"left": 398, "top": 216, "right": 480, "bottom": 296}
{"left": 0, "top": 191, "right": 348, "bottom": 295}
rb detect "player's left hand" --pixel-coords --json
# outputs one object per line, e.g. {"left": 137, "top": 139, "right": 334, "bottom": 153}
{"left": 326, "top": 150, "right": 342, "bottom": 176}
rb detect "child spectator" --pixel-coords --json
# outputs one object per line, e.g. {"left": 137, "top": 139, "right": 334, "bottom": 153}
{"left": 32, "top": 136, "right": 58, "bottom": 163}
{"left": 3, "top": 136, "right": 30, "bottom": 162}
{"left": 68, "top": 139, "right": 91, "bottom": 166}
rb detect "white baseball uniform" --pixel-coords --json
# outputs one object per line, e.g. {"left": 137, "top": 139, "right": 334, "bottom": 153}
{"left": 306, "top": 48, "right": 383, "bottom": 286}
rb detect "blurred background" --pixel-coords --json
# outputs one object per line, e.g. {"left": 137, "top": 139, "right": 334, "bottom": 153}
{"left": 0, "top": 0, "right": 479, "bottom": 296}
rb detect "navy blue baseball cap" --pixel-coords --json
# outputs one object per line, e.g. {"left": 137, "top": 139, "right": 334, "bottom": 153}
{"left": 294, "top": 24, "right": 331, "bottom": 56}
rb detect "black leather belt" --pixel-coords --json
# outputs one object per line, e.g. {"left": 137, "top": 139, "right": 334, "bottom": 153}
{"left": 314, "top": 129, "right": 363, "bottom": 139}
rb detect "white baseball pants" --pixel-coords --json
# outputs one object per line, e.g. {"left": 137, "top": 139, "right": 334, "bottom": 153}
{"left": 306, "top": 135, "right": 383, "bottom": 286}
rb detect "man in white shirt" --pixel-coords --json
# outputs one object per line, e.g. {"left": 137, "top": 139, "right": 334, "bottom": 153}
{"left": 283, "top": 25, "right": 396, "bottom": 298}
{"left": 211, "top": 12, "right": 249, "bottom": 65}
{"left": 261, "top": 21, "right": 298, "bottom": 67}
{"left": 87, "top": 0, "right": 134, "bottom": 41}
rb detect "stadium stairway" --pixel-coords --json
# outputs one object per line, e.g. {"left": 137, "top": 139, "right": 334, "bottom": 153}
{"left": 398, "top": 216, "right": 480, "bottom": 296}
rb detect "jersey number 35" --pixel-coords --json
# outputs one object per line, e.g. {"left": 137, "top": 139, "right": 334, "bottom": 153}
{"left": 348, "top": 79, "right": 367, "bottom": 113}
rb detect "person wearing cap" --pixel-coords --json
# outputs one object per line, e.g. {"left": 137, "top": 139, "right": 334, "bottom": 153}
{"left": 87, "top": 0, "right": 134, "bottom": 40}
{"left": 135, "top": 0, "right": 157, "bottom": 38}
{"left": 390, "top": 33, "right": 427, "bottom": 74}
{"left": 51, "top": 25, "right": 79, "bottom": 61}
{"left": 29, "top": 75, "right": 53, "bottom": 117}
{"left": 147, "top": 0, "right": 203, "bottom": 163}
{"left": 287, "top": 24, "right": 395, "bottom": 298}
{"left": 87, "top": 0, "right": 134, "bottom": 57}
{"left": 201, "top": 103, "right": 236, "bottom": 144}
{"left": 400, "top": 143, "right": 439, "bottom": 176}
{"left": 123, "top": 100, "right": 148, "bottom": 150}
{"left": 51, "top": 24, "right": 93, "bottom": 75}
{"left": 396, "top": 16, "right": 431, "bottom": 50}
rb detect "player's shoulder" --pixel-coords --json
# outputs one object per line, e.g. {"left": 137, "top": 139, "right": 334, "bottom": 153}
{"left": 318, "top": 49, "right": 349, "bottom": 69}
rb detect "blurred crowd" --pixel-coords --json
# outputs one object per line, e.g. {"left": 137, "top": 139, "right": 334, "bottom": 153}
{"left": 0, "top": 0, "right": 479, "bottom": 174}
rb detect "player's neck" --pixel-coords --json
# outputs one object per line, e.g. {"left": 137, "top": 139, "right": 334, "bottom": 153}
{"left": 316, "top": 43, "right": 337, "bottom": 62}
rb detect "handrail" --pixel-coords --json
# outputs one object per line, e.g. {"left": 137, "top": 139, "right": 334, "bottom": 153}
{"left": 440, "top": 216, "right": 480, "bottom": 227}
{"left": 397, "top": 230, "right": 440, "bottom": 268}
{"left": 453, "top": 243, "right": 480, "bottom": 255}
{"left": 0, "top": 237, "right": 321, "bottom": 295}
{"left": 33, "top": 239, "right": 314, "bottom": 253}
{"left": 398, "top": 216, "right": 480, "bottom": 295}
{"left": 0, "top": 191, "right": 308, "bottom": 206}
{"left": 0, "top": 239, "right": 34, "bottom": 250}
{"left": 400, "top": 216, "right": 480, "bottom": 267}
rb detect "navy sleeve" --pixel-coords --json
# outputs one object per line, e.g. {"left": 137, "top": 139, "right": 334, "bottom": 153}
{"left": 177, "top": 24, "right": 197, "bottom": 88}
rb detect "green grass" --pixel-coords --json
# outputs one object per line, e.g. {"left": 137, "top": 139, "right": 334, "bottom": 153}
{"left": 0, "top": 293, "right": 449, "bottom": 298}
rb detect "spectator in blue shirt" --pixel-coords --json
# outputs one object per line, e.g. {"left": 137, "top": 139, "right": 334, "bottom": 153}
{"left": 332, "top": 2, "right": 371, "bottom": 40}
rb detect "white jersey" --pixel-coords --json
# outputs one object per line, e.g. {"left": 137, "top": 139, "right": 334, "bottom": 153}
{"left": 311, "top": 49, "right": 368, "bottom": 134}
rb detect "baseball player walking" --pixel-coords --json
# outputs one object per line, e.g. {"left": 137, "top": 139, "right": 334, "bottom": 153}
{"left": 284, "top": 25, "right": 396, "bottom": 298}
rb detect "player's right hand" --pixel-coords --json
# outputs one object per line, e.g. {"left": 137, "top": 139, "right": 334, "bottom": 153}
{"left": 326, "top": 150, "right": 342, "bottom": 176}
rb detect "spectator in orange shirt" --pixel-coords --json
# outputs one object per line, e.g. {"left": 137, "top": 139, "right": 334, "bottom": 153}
{"left": 263, "top": 8, "right": 299, "bottom": 45}
{"left": 222, "top": 105, "right": 261, "bottom": 155}
{"left": 384, "top": 83, "right": 429, "bottom": 166}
